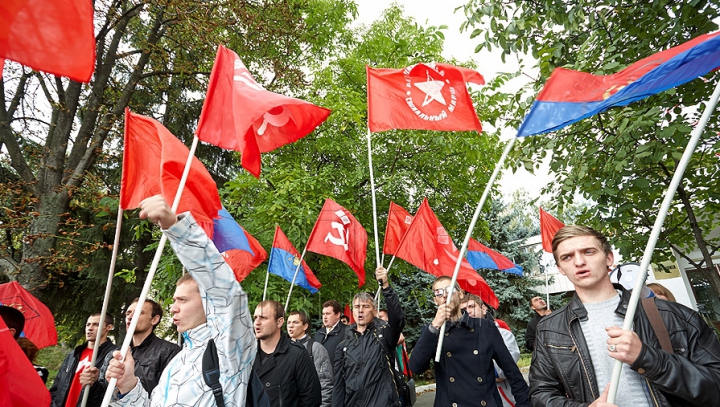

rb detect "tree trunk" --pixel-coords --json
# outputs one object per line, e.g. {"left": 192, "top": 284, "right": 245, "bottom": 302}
{"left": 676, "top": 182, "right": 720, "bottom": 297}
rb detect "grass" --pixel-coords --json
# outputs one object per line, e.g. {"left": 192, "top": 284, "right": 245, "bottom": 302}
{"left": 518, "top": 353, "right": 532, "bottom": 369}
{"left": 37, "top": 345, "right": 68, "bottom": 389}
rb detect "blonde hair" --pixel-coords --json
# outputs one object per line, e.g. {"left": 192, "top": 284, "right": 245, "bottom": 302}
{"left": 647, "top": 283, "right": 677, "bottom": 302}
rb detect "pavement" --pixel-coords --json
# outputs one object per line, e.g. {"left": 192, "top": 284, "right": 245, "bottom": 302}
{"left": 413, "top": 367, "right": 530, "bottom": 407}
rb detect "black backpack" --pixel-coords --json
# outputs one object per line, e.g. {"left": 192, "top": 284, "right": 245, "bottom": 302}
{"left": 202, "top": 338, "right": 271, "bottom": 407}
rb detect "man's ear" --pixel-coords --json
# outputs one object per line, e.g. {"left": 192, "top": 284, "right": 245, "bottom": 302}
{"left": 151, "top": 315, "right": 161, "bottom": 326}
{"left": 276, "top": 317, "right": 284, "bottom": 329}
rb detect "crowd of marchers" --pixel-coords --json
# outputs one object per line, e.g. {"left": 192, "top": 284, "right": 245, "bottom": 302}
{"left": 3, "top": 195, "right": 720, "bottom": 407}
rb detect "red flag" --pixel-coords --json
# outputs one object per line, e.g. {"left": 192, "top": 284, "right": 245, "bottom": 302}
{"left": 343, "top": 303, "right": 355, "bottom": 324}
{"left": 220, "top": 228, "right": 268, "bottom": 282}
{"left": 540, "top": 208, "right": 565, "bottom": 253}
{"left": 367, "top": 63, "right": 483, "bottom": 133}
{"left": 120, "top": 109, "right": 221, "bottom": 238}
{"left": 0, "top": 318, "right": 51, "bottom": 407}
{"left": 394, "top": 198, "right": 498, "bottom": 308}
{"left": 0, "top": 0, "right": 95, "bottom": 82}
{"left": 196, "top": 45, "right": 332, "bottom": 178}
{"left": 306, "top": 199, "right": 368, "bottom": 287}
{"left": 0, "top": 281, "right": 57, "bottom": 349}
{"left": 382, "top": 202, "right": 413, "bottom": 256}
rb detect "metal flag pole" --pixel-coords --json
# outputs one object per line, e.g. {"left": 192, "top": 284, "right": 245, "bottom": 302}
{"left": 607, "top": 78, "right": 720, "bottom": 404}
{"left": 284, "top": 246, "right": 309, "bottom": 312}
{"left": 435, "top": 137, "right": 517, "bottom": 362}
{"left": 262, "top": 268, "right": 271, "bottom": 301}
{"left": 101, "top": 135, "right": 200, "bottom": 407}
{"left": 375, "top": 255, "right": 397, "bottom": 303}
{"left": 367, "top": 127, "right": 381, "bottom": 269}
{"left": 80, "top": 208, "right": 124, "bottom": 407}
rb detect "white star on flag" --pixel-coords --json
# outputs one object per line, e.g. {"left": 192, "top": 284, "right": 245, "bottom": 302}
{"left": 414, "top": 71, "right": 447, "bottom": 107}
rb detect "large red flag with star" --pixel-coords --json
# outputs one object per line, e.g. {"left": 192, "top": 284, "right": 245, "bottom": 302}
{"left": 120, "top": 109, "right": 222, "bottom": 238}
{"left": 367, "top": 63, "right": 483, "bottom": 133}
{"left": 196, "top": 45, "right": 331, "bottom": 178}
{"left": 0, "top": 0, "right": 95, "bottom": 82}
{"left": 394, "top": 198, "right": 498, "bottom": 308}
{"left": 306, "top": 199, "right": 368, "bottom": 287}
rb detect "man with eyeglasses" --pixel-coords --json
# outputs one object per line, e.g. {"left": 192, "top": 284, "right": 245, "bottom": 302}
{"left": 332, "top": 267, "right": 405, "bottom": 407}
{"left": 409, "top": 276, "right": 530, "bottom": 407}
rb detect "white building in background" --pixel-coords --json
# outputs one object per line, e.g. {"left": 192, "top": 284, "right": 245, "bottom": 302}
{"left": 517, "top": 233, "right": 720, "bottom": 327}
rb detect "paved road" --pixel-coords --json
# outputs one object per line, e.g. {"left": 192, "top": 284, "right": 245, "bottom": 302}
{"left": 413, "top": 367, "right": 529, "bottom": 407}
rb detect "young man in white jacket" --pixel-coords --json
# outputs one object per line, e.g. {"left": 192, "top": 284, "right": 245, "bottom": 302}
{"left": 105, "top": 195, "right": 256, "bottom": 407}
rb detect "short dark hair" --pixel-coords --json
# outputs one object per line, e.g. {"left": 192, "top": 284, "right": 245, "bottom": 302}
{"left": 17, "top": 337, "right": 38, "bottom": 362}
{"left": 90, "top": 312, "right": 115, "bottom": 327}
{"left": 529, "top": 296, "right": 542, "bottom": 307}
{"left": 552, "top": 225, "right": 612, "bottom": 262}
{"left": 288, "top": 310, "right": 309, "bottom": 326}
{"left": 322, "top": 300, "right": 342, "bottom": 314}
{"left": 0, "top": 306, "right": 25, "bottom": 339}
{"left": 131, "top": 298, "right": 164, "bottom": 330}
{"left": 257, "top": 300, "right": 284, "bottom": 320}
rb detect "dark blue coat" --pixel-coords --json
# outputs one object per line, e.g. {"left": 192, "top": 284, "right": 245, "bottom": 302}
{"left": 409, "top": 314, "right": 530, "bottom": 407}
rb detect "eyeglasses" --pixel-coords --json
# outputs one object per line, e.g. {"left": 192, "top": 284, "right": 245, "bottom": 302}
{"left": 433, "top": 286, "right": 454, "bottom": 298}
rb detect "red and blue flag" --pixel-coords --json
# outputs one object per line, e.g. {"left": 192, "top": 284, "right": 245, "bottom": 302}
{"left": 466, "top": 239, "right": 523, "bottom": 276}
{"left": 267, "top": 226, "right": 321, "bottom": 293}
{"left": 517, "top": 31, "right": 720, "bottom": 137}
{"left": 212, "top": 208, "right": 254, "bottom": 255}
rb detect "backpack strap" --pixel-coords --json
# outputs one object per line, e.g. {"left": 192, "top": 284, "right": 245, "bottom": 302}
{"left": 641, "top": 297, "right": 674, "bottom": 354}
{"left": 306, "top": 336, "right": 315, "bottom": 359}
{"left": 202, "top": 338, "right": 226, "bottom": 407}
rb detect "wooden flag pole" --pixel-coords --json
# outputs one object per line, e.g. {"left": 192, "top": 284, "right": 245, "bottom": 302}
{"left": 284, "top": 245, "right": 309, "bottom": 312}
{"left": 606, "top": 78, "right": 720, "bottom": 404}
{"left": 101, "top": 136, "right": 200, "bottom": 407}
{"left": 435, "top": 137, "right": 516, "bottom": 362}
{"left": 80, "top": 208, "right": 124, "bottom": 407}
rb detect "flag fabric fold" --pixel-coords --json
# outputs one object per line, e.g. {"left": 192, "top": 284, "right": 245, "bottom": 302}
{"left": 0, "top": 0, "right": 95, "bottom": 82}
{"left": 0, "top": 318, "right": 51, "bottom": 406}
{"left": 196, "top": 44, "right": 332, "bottom": 178}
{"left": 393, "top": 198, "right": 499, "bottom": 308}
{"left": 120, "top": 109, "right": 221, "bottom": 238}
{"left": 219, "top": 227, "right": 268, "bottom": 283}
{"left": 367, "top": 62, "right": 483, "bottom": 133}
{"left": 466, "top": 239, "right": 524, "bottom": 277}
{"left": 267, "top": 226, "right": 321, "bottom": 294}
{"left": 212, "top": 208, "right": 254, "bottom": 255}
{"left": 382, "top": 202, "right": 413, "bottom": 256}
{"left": 306, "top": 199, "right": 368, "bottom": 287}
{"left": 540, "top": 208, "right": 566, "bottom": 253}
{"left": 0, "top": 281, "right": 57, "bottom": 349}
{"left": 343, "top": 303, "right": 355, "bottom": 324}
{"left": 517, "top": 31, "right": 720, "bottom": 137}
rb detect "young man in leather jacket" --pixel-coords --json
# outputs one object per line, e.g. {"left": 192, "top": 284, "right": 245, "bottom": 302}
{"left": 530, "top": 225, "right": 720, "bottom": 407}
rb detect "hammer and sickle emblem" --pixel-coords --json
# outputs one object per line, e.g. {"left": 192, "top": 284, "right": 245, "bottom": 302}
{"left": 324, "top": 210, "right": 351, "bottom": 250}
{"left": 257, "top": 106, "right": 292, "bottom": 135}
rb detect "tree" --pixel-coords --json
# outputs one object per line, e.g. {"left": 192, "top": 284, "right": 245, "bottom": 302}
{"left": 221, "top": 4, "right": 513, "bottom": 321}
{"left": 1, "top": 0, "right": 357, "bottom": 343}
{"left": 460, "top": 0, "right": 720, "bottom": 296}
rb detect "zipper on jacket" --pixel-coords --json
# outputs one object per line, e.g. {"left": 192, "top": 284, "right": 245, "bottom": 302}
{"left": 545, "top": 344, "right": 577, "bottom": 352}
{"left": 568, "top": 317, "right": 597, "bottom": 400}
{"left": 644, "top": 377, "right": 660, "bottom": 407}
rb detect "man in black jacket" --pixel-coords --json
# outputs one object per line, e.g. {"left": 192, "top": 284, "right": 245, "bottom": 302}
{"left": 530, "top": 225, "right": 720, "bottom": 407}
{"left": 313, "top": 299, "right": 347, "bottom": 366}
{"left": 50, "top": 312, "right": 118, "bottom": 407}
{"left": 333, "top": 267, "right": 405, "bottom": 407}
{"left": 524, "top": 296, "right": 551, "bottom": 353}
{"left": 125, "top": 297, "right": 180, "bottom": 393}
{"left": 253, "top": 300, "right": 321, "bottom": 407}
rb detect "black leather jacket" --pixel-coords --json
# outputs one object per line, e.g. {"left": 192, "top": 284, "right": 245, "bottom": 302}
{"left": 529, "top": 286, "right": 720, "bottom": 407}
{"left": 130, "top": 332, "right": 180, "bottom": 393}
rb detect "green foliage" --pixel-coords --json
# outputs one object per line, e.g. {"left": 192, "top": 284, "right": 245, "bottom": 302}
{"left": 36, "top": 345, "right": 67, "bottom": 389}
{"left": 461, "top": 0, "right": 720, "bottom": 296}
